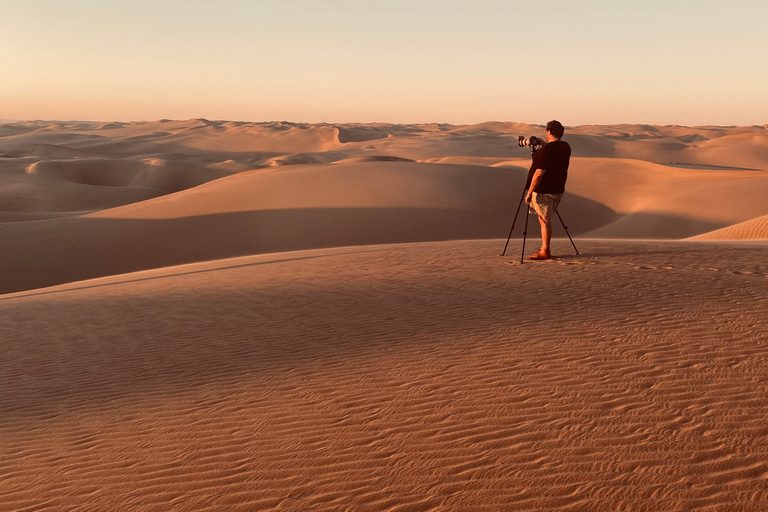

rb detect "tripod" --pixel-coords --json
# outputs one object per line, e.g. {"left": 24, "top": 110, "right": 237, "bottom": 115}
{"left": 500, "top": 186, "right": 579, "bottom": 262}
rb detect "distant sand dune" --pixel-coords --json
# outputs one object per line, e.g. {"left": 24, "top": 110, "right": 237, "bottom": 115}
{"left": 336, "top": 125, "right": 390, "bottom": 143}
{"left": 29, "top": 143, "right": 87, "bottom": 159}
{"left": 566, "top": 158, "right": 768, "bottom": 238}
{"left": 0, "top": 161, "right": 525, "bottom": 294}
{"left": 335, "top": 155, "right": 416, "bottom": 163}
{"left": 688, "top": 214, "right": 768, "bottom": 240}
{"left": 27, "top": 158, "right": 154, "bottom": 187}
{"left": 1, "top": 120, "right": 768, "bottom": 293}
{"left": 262, "top": 151, "right": 349, "bottom": 167}
{"left": 1, "top": 157, "right": 232, "bottom": 214}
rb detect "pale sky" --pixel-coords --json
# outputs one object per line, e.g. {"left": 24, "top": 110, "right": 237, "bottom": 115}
{"left": 2, "top": 0, "right": 767, "bottom": 125}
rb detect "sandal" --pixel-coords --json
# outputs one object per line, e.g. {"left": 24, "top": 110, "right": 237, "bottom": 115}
{"left": 529, "top": 251, "right": 552, "bottom": 260}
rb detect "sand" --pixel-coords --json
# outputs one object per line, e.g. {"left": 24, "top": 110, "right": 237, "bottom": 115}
{"left": 3, "top": 240, "right": 768, "bottom": 511}
{"left": 689, "top": 214, "right": 768, "bottom": 241}
{"left": 2, "top": 120, "right": 768, "bottom": 510}
{"left": 1, "top": 120, "right": 767, "bottom": 295}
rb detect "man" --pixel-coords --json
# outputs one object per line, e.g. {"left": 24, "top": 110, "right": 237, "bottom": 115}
{"left": 525, "top": 120, "right": 571, "bottom": 260}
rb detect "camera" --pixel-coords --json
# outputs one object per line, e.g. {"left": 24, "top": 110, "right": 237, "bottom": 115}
{"left": 518, "top": 135, "right": 545, "bottom": 148}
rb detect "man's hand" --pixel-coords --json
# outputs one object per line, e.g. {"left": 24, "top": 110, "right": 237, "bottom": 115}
{"left": 527, "top": 169, "right": 545, "bottom": 204}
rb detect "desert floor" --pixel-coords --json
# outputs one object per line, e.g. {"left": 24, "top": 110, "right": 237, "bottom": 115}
{"left": 2, "top": 120, "right": 767, "bottom": 510}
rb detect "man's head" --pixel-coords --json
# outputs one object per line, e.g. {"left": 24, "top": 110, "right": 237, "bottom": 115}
{"left": 546, "top": 120, "right": 565, "bottom": 142}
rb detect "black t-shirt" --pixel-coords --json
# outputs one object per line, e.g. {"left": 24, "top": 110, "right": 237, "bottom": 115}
{"left": 527, "top": 140, "right": 571, "bottom": 194}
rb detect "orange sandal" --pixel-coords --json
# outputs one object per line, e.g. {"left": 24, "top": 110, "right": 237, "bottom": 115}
{"left": 529, "top": 251, "right": 552, "bottom": 260}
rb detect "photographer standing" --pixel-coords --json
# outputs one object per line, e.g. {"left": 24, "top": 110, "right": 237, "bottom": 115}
{"left": 525, "top": 120, "right": 571, "bottom": 260}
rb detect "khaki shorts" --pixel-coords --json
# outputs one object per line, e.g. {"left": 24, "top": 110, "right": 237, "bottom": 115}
{"left": 529, "top": 192, "right": 563, "bottom": 219}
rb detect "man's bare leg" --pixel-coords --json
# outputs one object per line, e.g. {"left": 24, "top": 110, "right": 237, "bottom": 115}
{"left": 540, "top": 215, "right": 552, "bottom": 254}
{"left": 530, "top": 215, "right": 552, "bottom": 259}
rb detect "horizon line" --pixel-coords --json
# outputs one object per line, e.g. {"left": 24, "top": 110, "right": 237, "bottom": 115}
{"left": 3, "top": 118, "right": 767, "bottom": 130}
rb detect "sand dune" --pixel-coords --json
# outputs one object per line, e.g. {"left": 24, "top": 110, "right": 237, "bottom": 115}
{"left": 4, "top": 119, "right": 766, "bottom": 170}
{"left": 1, "top": 157, "right": 232, "bottom": 215}
{"left": 566, "top": 158, "right": 768, "bottom": 239}
{"left": 689, "top": 214, "right": 768, "bottom": 240}
{"left": 16, "top": 156, "right": 759, "bottom": 294}
{"left": 2, "top": 118, "right": 768, "bottom": 509}
{"left": 2, "top": 240, "right": 767, "bottom": 510}
{"left": 0, "top": 161, "right": 529, "bottom": 294}
{"left": 1, "top": 119, "right": 767, "bottom": 294}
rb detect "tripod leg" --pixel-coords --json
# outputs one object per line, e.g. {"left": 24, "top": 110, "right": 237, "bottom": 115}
{"left": 520, "top": 205, "right": 530, "bottom": 263}
{"left": 500, "top": 189, "right": 528, "bottom": 256}
{"left": 556, "top": 210, "right": 580, "bottom": 255}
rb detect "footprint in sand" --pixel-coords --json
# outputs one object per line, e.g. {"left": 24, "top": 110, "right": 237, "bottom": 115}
{"left": 504, "top": 259, "right": 600, "bottom": 267}
{"left": 690, "top": 266, "right": 766, "bottom": 276}
{"left": 731, "top": 270, "right": 767, "bottom": 276}
{"left": 505, "top": 259, "right": 562, "bottom": 265}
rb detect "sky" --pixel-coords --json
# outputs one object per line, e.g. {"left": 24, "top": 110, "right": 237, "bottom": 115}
{"left": 2, "top": 0, "right": 767, "bottom": 126}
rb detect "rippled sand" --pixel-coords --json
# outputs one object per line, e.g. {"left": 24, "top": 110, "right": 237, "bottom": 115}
{"left": 3, "top": 240, "right": 767, "bottom": 511}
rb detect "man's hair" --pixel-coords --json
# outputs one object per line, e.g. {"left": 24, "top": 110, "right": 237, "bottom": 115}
{"left": 546, "top": 120, "right": 565, "bottom": 139}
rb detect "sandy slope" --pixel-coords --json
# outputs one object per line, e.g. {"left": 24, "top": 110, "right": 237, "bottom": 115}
{"left": 4, "top": 156, "right": 765, "bottom": 295}
{"left": 2, "top": 240, "right": 768, "bottom": 511}
{"left": 1, "top": 119, "right": 767, "bottom": 293}
{"left": 689, "top": 214, "right": 768, "bottom": 240}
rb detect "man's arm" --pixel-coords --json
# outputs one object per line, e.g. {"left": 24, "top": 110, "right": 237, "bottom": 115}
{"left": 525, "top": 169, "right": 545, "bottom": 204}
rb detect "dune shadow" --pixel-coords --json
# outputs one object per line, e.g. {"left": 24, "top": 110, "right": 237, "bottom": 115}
{"left": 4, "top": 247, "right": 390, "bottom": 301}
{"left": 0, "top": 196, "right": 616, "bottom": 296}
{"left": 582, "top": 211, "right": 726, "bottom": 239}
{"left": 0, "top": 207, "right": 515, "bottom": 295}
